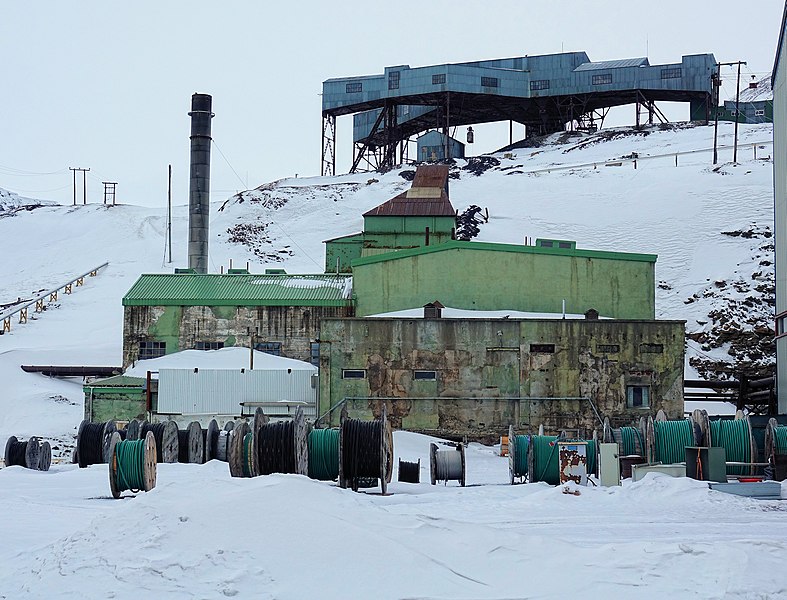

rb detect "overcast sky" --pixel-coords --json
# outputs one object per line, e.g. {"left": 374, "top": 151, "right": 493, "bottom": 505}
{"left": 1, "top": 1, "right": 782, "bottom": 208}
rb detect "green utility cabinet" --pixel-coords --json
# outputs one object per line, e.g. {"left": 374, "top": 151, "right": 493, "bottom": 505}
{"left": 685, "top": 447, "right": 727, "bottom": 483}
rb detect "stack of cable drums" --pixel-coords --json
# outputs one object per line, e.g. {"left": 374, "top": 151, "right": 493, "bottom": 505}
{"left": 228, "top": 407, "right": 308, "bottom": 478}
{"left": 4, "top": 436, "right": 51, "bottom": 471}
{"left": 647, "top": 410, "right": 698, "bottom": 465}
{"left": 765, "top": 418, "right": 787, "bottom": 480}
{"left": 602, "top": 417, "right": 647, "bottom": 478}
{"left": 107, "top": 430, "right": 157, "bottom": 499}
{"left": 708, "top": 411, "right": 756, "bottom": 476}
{"left": 339, "top": 404, "right": 393, "bottom": 493}
{"left": 76, "top": 420, "right": 117, "bottom": 467}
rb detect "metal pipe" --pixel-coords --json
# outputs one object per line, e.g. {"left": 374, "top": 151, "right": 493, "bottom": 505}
{"left": 188, "top": 93, "right": 214, "bottom": 273}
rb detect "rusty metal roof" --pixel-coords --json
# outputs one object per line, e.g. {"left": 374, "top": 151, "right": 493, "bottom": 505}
{"left": 363, "top": 165, "right": 455, "bottom": 217}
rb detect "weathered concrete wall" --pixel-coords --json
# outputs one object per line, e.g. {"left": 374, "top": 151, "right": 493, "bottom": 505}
{"left": 319, "top": 317, "right": 684, "bottom": 439}
{"left": 85, "top": 390, "right": 146, "bottom": 423}
{"left": 123, "top": 304, "right": 351, "bottom": 368}
{"left": 352, "top": 245, "right": 656, "bottom": 319}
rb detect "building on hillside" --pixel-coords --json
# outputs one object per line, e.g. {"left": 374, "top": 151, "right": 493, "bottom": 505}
{"left": 773, "top": 2, "right": 787, "bottom": 413}
{"left": 318, "top": 311, "right": 685, "bottom": 438}
{"left": 122, "top": 273, "right": 352, "bottom": 368}
{"left": 416, "top": 131, "right": 465, "bottom": 162}
{"left": 324, "top": 164, "right": 457, "bottom": 272}
{"left": 716, "top": 75, "right": 773, "bottom": 124}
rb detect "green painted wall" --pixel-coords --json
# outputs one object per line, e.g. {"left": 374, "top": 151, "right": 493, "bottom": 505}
{"left": 352, "top": 245, "right": 655, "bottom": 319}
{"left": 85, "top": 389, "right": 146, "bottom": 422}
{"left": 364, "top": 215, "right": 456, "bottom": 235}
{"left": 319, "top": 317, "right": 684, "bottom": 438}
{"left": 325, "top": 234, "right": 365, "bottom": 273}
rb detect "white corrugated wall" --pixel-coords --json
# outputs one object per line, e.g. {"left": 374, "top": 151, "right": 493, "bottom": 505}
{"left": 157, "top": 369, "right": 317, "bottom": 416}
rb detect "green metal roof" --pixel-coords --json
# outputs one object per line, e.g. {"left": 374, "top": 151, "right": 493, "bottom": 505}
{"left": 350, "top": 240, "right": 657, "bottom": 267}
{"left": 123, "top": 274, "right": 353, "bottom": 307}
{"left": 83, "top": 375, "right": 146, "bottom": 390}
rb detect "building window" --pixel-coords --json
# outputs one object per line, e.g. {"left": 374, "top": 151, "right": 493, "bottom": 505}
{"left": 597, "top": 344, "right": 620, "bottom": 354}
{"left": 195, "top": 341, "right": 224, "bottom": 351}
{"left": 139, "top": 341, "right": 166, "bottom": 360}
{"left": 776, "top": 313, "right": 787, "bottom": 337}
{"left": 530, "top": 344, "right": 555, "bottom": 353}
{"left": 640, "top": 343, "right": 663, "bottom": 354}
{"left": 755, "top": 109, "right": 765, "bottom": 117}
{"left": 481, "top": 76, "right": 499, "bottom": 88}
{"left": 627, "top": 385, "right": 650, "bottom": 408}
{"left": 538, "top": 240, "right": 554, "bottom": 248}
{"left": 432, "top": 73, "right": 446, "bottom": 85}
{"left": 661, "top": 67, "right": 682, "bottom": 79}
{"left": 530, "top": 79, "right": 550, "bottom": 91}
{"left": 342, "top": 369, "right": 366, "bottom": 379}
{"left": 345, "top": 82, "right": 363, "bottom": 94}
{"left": 592, "top": 74, "right": 613, "bottom": 85}
{"left": 558, "top": 242, "right": 572, "bottom": 249}
{"left": 255, "top": 341, "right": 282, "bottom": 356}
{"left": 413, "top": 370, "right": 437, "bottom": 381}
{"left": 388, "top": 71, "right": 400, "bottom": 90}
{"left": 310, "top": 342, "right": 320, "bottom": 367}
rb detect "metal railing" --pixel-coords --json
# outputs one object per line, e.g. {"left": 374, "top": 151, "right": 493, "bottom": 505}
{"left": 1, "top": 262, "right": 109, "bottom": 333}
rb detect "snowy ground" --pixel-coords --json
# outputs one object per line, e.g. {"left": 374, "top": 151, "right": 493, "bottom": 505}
{"left": 1, "top": 431, "right": 786, "bottom": 599}
{"left": 0, "top": 122, "right": 779, "bottom": 596}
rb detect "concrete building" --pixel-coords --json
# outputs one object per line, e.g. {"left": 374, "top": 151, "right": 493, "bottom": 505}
{"left": 773, "top": 2, "right": 787, "bottom": 413}
{"left": 318, "top": 314, "right": 684, "bottom": 439}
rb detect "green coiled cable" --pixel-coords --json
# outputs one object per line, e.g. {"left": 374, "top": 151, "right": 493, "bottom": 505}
{"left": 653, "top": 420, "right": 694, "bottom": 465}
{"left": 308, "top": 428, "right": 340, "bottom": 481}
{"left": 114, "top": 439, "right": 146, "bottom": 492}
{"left": 512, "top": 435, "right": 530, "bottom": 477}
{"left": 242, "top": 432, "right": 255, "bottom": 478}
{"left": 773, "top": 426, "right": 787, "bottom": 455}
{"left": 618, "top": 426, "right": 644, "bottom": 456}
{"left": 710, "top": 419, "right": 751, "bottom": 476}
{"left": 530, "top": 436, "right": 596, "bottom": 485}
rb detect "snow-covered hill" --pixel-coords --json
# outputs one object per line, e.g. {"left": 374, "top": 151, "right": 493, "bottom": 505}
{"left": 0, "top": 121, "right": 775, "bottom": 449}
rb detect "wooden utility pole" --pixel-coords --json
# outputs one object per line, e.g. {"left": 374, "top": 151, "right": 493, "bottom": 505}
{"left": 712, "top": 61, "right": 747, "bottom": 165}
{"left": 167, "top": 164, "right": 173, "bottom": 263}
{"left": 69, "top": 167, "right": 90, "bottom": 204}
{"left": 733, "top": 60, "right": 747, "bottom": 164}
{"left": 102, "top": 181, "right": 117, "bottom": 205}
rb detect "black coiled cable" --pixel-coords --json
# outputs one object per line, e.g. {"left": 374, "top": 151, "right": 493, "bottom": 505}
{"left": 178, "top": 430, "right": 190, "bottom": 463}
{"left": 141, "top": 423, "right": 169, "bottom": 463}
{"left": 398, "top": 458, "right": 420, "bottom": 484}
{"left": 257, "top": 420, "right": 296, "bottom": 475}
{"left": 6, "top": 437, "right": 29, "bottom": 467}
{"left": 78, "top": 422, "right": 108, "bottom": 468}
{"left": 342, "top": 418, "right": 383, "bottom": 489}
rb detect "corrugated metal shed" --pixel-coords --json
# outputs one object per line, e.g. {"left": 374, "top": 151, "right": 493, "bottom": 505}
{"left": 363, "top": 165, "right": 455, "bottom": 217}
{"left": 123, "top": 274, "right": 353, "bottom": 307}
{"left": 573, "top": 58, "right": 649, "bottom": 71}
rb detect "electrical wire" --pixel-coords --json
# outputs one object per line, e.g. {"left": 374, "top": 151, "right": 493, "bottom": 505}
{"left": 307, "top": 428, "right": 339, "bottom": 481}
{"left": 653, "top": 420, "right": 695, "bottom": 465}
{"left": 709, "top": 418, "right": 751, "bottom": 476}
{"left": 114, "top": 439, "right": 146, "bottom": 493}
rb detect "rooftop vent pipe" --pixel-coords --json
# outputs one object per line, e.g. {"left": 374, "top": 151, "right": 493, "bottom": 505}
{"left": 188, "top": 93, "right": 214, "bottom": 273}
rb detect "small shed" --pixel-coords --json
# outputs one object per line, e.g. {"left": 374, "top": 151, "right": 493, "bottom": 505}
{"left": 83, "top": 374, "right": 149, "bottom": 423}
{"left": 416, "top": 131, "right": 465, "bottom": 162}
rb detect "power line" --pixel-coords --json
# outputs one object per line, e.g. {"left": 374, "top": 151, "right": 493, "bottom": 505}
{"left": 211, "top": 139, "right": 247, "bottom": 190}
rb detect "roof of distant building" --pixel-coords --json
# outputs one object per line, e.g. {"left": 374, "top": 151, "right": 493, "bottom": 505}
{"left": 363, "top": 164, "right": 455, "bottom": 217}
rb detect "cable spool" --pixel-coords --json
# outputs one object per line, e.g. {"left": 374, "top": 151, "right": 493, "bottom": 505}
{"left": 709, "top": 416, "right": 755, "bottom": 476}
{"left": 602, "top": 416, "right": 646, "bottom": 457}
{"left": 228, "top": 421, "right": 252, "bottom": 478}
{"left": 308, "top": 427, "right": 340, "bottom": 481}
{"left": 430, "top": 443, "right": 466, "bottom": 486}
{"left": 253, "top": 407, "right": 309, "bottom": 477}
{"left": 37, "top": 440, "right": 51, "bottom": 471}
{"left": 177, "top": 421, "right": 204, "bottom": 464}
{"left": 397, "top": 458, "right": 420, "bottom": 483}
{"left": 649, "top": 414, "right": 697, "bottom": 465}
{"left": 107, "top": 431, "right": 157, "bottom": 499}
{"left": 125, "top": 419, "right": 141, "bottom": 441}
{"left": 4, "top": 436, "right": 43, "bottom": 470}
{"left": 140, "top": 421, "right": 179, "bottom": 463}
{"left": 339, "top": 405, "right": 392, "bottom": 493}
{"left": 508, "top": 424, "right": 530, "bottom": 484}
{"left": 76, "top": 420, "right": 117, "bottom": 468}
{"left": 215, "top": 422, "right": 235, "bottom": 462}
{"left": 765, "top": 418, "right": 787, "bottom": 458}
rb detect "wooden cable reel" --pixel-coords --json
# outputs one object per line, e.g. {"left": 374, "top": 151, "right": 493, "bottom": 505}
{"left": 228, "top": 421, "right": 252, "bottom": 478}
{"left": 107, "top": 431, "right": 156, "bottom": 500}
{"left": 179, "top": 421, "right": 205, "bottom": 464}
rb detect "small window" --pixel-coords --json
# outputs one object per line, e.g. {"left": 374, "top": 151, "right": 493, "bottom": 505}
{"left": 640, "top": 343, "right": 663, "bottom": 354}
{"left": 139, "top": 341, "right": 166, "bottom": 360}
{"left": 481, "top": 77, "right": 499, "bottom": 88}
{"left": 660, "top": 67, "right": 682, "bottom": 79}
{"left": 310, "top": 342, "right": 320, "bottom": 367}
{"left": 255, "top": 341, "right": 282, "bottom": 356}
{"left": 538, "top": 240, "right": 554, "bottom": 248}
{"left": 755, "top": 109, "right": 765, "bottom": 117}
{"left": 388, "top": 71, "right": 400, "bottom": 90}
{"left": 195, "top": 341, "right": 224, "bottom": 351}
{"left": 627, "top": 385, "right": 650, "bottom": 408}
{"left": 345, "top": 82, "right": 363, "bottom": 94}
{"left": 558, "top": 242, "right": 572, "bottom": 249}
{"left": 592, "top": 74, "right": 612, "bottom": 85}
{"left": 432, "top": 73, "right": 446, "bottom": 85}
{"left": 530, "top": 344, "right": 555, "bottom": 353}
{"left": 530, "top": 79, "right": 550, "bottom": 91}
{"left": 597, "top": 344, "right": 620, "bottom": 354}
{"left": 777, "top": 314, "right": 787, "bottom": 337}
{"left": 413, "top": 370, "right": 437, "bottom": 381}
{"left": 342, "top": 369, "right": 366, "bottom": 379}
